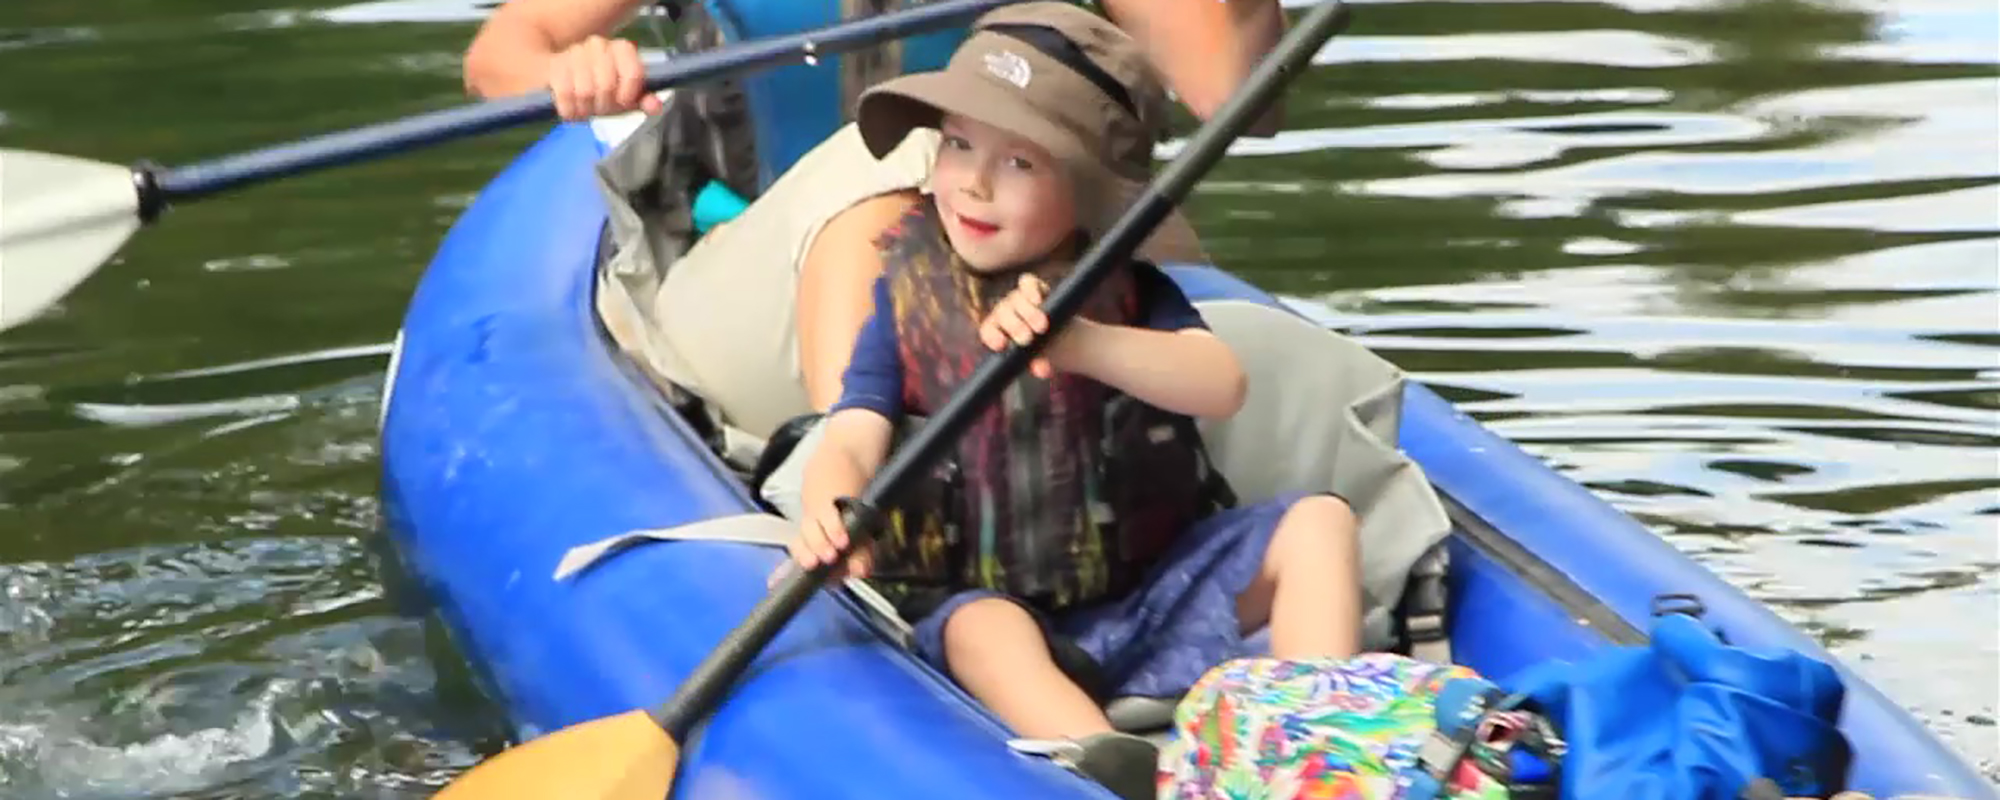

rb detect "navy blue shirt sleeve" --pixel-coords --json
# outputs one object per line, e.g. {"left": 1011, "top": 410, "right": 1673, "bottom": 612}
{"left": 1133, "top": 263, "right": 1209, "bottom": 332}
{"left": 828, "top": 276, "right": 906, "bottom": 421}
{"left": 831, "top": 265, "right": 1196, "bottom": 421}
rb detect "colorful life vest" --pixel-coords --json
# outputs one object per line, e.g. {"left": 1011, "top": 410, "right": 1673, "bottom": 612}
{"left": 863, "top": 199, "right": 1234, "bottom": 616}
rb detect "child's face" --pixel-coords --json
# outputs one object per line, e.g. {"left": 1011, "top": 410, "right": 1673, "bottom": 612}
{"left": 931, "top": 113, "right": 1079, "bottom": 272}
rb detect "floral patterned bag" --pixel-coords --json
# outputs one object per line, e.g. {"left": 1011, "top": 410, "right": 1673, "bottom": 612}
{"left": 1158, "top": 653, "right": 1563, "bottom": 800}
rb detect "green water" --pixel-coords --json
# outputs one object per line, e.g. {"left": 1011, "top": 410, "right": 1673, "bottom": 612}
{"left": 0, "top": 0, "right": 1994, "bottom": 795}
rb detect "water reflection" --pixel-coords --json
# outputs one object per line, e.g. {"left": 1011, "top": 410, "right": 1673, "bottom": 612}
{"left": 1322, "top": 30, "right": 1720, "bottom": 68}
{"left": 313, "top": 0, "right": 497, "bottom": 25}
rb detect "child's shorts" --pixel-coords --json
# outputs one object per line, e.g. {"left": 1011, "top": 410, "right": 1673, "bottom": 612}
{"left": 909, "top": 490, "right": 1328, "bottom": 701}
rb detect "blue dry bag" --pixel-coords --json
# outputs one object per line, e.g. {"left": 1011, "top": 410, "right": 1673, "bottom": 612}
{"left": 1502, "top": 608, "right": 1855, "bottom": 800}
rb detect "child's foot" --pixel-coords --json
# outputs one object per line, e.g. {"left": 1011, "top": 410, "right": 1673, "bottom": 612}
{"left": 1010, "top": 732, "right": 1160, "bottom": 800}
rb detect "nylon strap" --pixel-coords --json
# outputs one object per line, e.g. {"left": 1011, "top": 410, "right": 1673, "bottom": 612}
{"left": 1405, "top": 543, "right": 1453, "bottom": 664}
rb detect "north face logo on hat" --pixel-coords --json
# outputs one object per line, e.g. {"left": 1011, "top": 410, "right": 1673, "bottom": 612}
{"left": 982, "top": 49, "right": 1031, "bottom": 89}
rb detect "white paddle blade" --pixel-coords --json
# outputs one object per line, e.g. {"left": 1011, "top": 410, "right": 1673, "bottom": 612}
{"left": 0, "top": 148, "right": 143, "bottom": 331}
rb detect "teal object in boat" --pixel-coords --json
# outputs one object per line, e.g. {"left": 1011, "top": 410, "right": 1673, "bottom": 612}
{"left": 692, "top": 179, "right": 749, "bottom": 233}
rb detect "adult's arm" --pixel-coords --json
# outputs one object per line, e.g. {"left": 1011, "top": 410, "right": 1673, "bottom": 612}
{"left": 1099, "top": 0, "right": 1290, "bottom": 135}
{"left": 463, "top": 0, "right": 651, "bottom": 101}
{"left": 797, "top": 190, "right": 926, "bottom": 411}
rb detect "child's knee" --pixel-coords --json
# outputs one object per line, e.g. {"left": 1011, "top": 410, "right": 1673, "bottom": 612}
{"left": 1290, "top": 493, "right": 1356, "bottom": 523}
{"left": 1284, "top": 493, "right": 1357, "bottom": 535}
{"left": 1270, "top": 494, "right": 1359, "bottom": 559}
{"left": 942, "top": 596, "right": 1039, "bottom": 668}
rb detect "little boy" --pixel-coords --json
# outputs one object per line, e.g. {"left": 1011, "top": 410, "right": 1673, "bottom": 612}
{"left": 786, "top": 5, "right": 1365, "bottom": 797}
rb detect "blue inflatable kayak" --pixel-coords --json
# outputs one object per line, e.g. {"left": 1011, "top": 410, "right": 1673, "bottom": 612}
{"left": 376, "top": 118, "right": 1991, "bottom": 799}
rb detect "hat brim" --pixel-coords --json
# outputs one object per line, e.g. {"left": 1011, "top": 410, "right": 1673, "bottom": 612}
{"left": 857, "top": 74, "right": 1209, "bottom": 268}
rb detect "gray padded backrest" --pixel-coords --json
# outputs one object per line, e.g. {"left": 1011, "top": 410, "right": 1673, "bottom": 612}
{"left": 1191, "top": 299, "right": 1451, "bottom": 626}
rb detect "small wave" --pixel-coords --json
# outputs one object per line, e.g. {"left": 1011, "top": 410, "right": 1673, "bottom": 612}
{"left": 337, "top": 0, "right": 490, "bottom": 23}
{"left": 0, "top": 26, "right": 98, "bottom": 54}
{"left": 70, "top": 394, "right": 303, "bottom": 429}
{"left": 1315, "top": 30, "right": 1719, "bottom": 70}
{"left": 0, "top": 567, "right": 56, "bottom": 651}
{"left": 0, "top": 680, "right": 288, "bottom": 798}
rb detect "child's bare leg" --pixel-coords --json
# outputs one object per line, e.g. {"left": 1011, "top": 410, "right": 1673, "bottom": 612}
{"left": 1234, "top": 494, "right": 1363, "bottom": 658}
{"left": 943, "top": 597, "right": 1115, "bottom": 739}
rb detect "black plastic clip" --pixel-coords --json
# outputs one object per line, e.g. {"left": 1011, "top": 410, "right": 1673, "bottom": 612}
{"left": 1651, "top": 592, "right": 1706, "bottom": 620}
{"left": 1652, "top": 592, "right": 1730, "bottom": 644}
{"left": 131, "top": 161, "right": 168, "bottom": 224}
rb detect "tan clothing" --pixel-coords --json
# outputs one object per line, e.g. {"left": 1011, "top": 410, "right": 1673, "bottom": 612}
{"left": 598, "top": 120, "right": 938, "bottom": 446}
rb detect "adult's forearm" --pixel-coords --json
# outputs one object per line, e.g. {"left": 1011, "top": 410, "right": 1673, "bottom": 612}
{"left": 464, "top": 21, "right": 558, "bottom": 98}
{"left": 798, "top": 192, "right": 917, "bottom": 411}
{"left": 1100, "top": 0, "right": 1288, "bottom": 132}
{"left": 1230, "top": 0, "right": 1290, "bottom": 136}
{"left": 462, "top": 0, "right": 645, "bottom": 98}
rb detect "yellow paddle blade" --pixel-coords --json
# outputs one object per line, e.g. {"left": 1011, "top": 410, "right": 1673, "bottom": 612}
{"left": 433, "top": 709, "right": 679, "bottom": 800}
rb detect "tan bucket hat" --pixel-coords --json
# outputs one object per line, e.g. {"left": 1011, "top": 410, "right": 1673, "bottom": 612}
{"left": 853, "top": 2, "right": 1208, "bottom": 266}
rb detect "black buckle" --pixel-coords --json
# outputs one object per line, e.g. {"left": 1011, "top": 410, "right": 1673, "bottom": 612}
{"left": 1652, "top": 592, "right": 1731, "bottom": 644}
{"left": 747, "top": 412, "right": 825, "bottom": 509}
{"left": 1406, "top": 612, "right": 1447, "bottom": 644}
{"left": 1652, "top": 592, "right": 1706, "bottom": 619}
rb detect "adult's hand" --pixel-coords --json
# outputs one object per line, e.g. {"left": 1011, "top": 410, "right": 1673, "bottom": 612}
{"left": 463, "top": 0, "right": 660, "bottom": 118}
{"left": 549, "top": 35, "right": 666, "bottom": 119}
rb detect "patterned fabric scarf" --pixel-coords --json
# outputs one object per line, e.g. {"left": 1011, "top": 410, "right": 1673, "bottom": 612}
{"left": 866, "top": 198, "right": 1233, "bottom": 616}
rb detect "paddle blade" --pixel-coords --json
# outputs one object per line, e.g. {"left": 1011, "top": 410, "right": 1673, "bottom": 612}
{"left": 0, "top": 148, "right": 143, "bottom": 332}
{"left": 433, "top": 709, "right": 679, "bottom": 800}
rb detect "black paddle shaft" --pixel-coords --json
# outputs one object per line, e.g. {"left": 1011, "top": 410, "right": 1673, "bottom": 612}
{"left": 652, "top": 0, "right": 1354, "bottom": 743}
{"left": 132, "top": 0, "right": 1021, "bottom": 218}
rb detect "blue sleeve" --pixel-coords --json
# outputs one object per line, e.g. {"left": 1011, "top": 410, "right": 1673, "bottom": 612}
{"left": 1135, "top": 263, "right": 1210, "bottom": 332}
{"left": 828, "top": 277, "right": 906, "bottom": 421}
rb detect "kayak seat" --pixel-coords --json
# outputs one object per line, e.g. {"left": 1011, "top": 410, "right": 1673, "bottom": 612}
{"left": 1188, "top": 298, "right": 1453, "bottom": 658}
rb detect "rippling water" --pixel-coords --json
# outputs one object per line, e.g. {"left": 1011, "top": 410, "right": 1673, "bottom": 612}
{"left": 1, "top": 0, "right": 1995, "bottom": 795}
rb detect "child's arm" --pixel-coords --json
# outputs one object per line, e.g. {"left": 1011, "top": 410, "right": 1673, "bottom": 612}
{"left": 789, "top": 276, "right": 904, "bottom": 580}
{"left": 792, "top": 408, "right": 895, "bottom": 576}
{"left": 981, "top": 273, "right": 1248, "bottom": 419}
{"left": 1059, "top": 324, "right": 1247, "bottom": 419}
